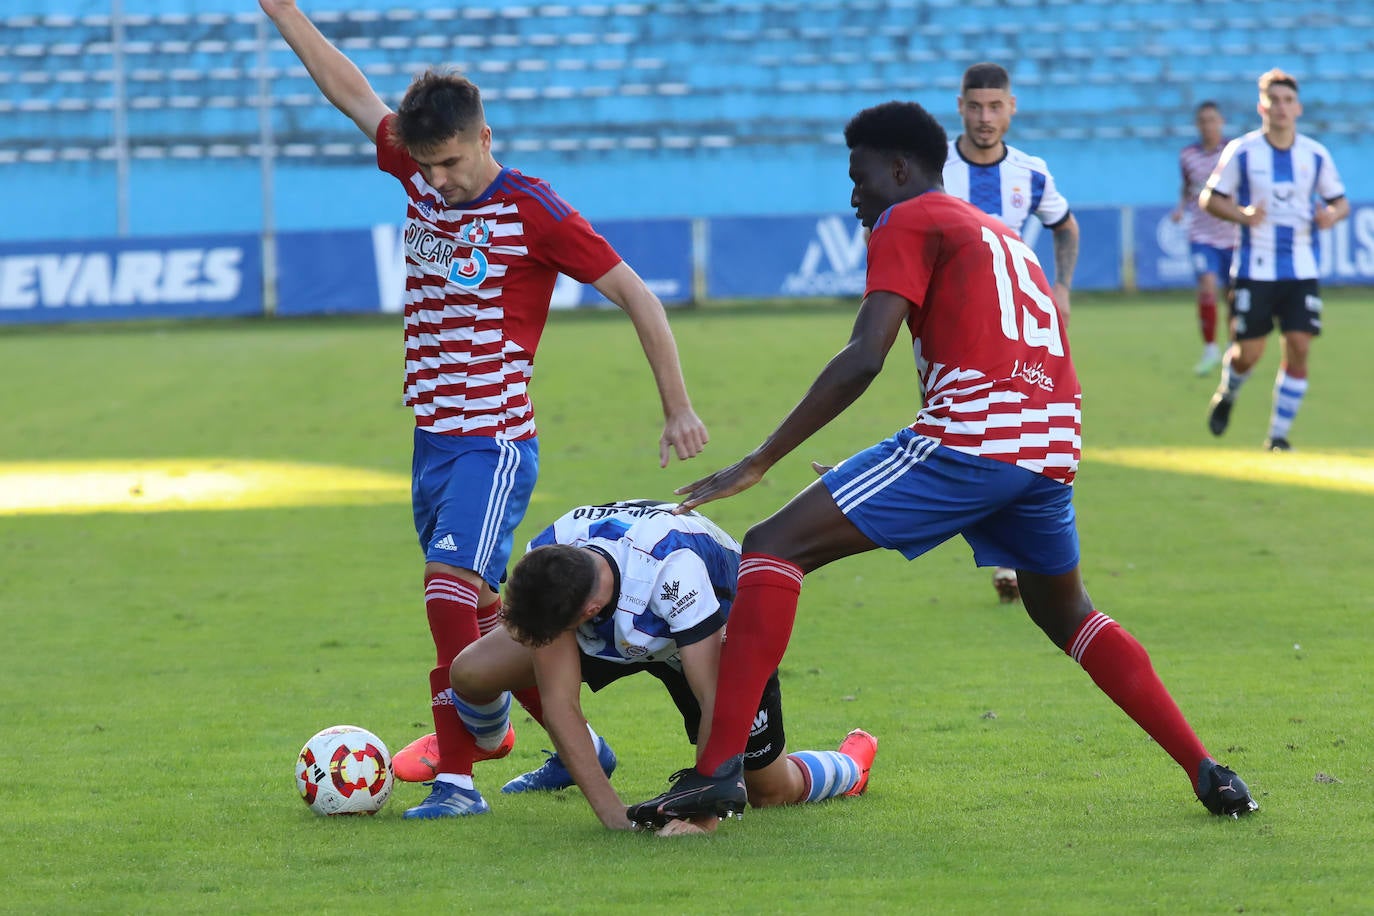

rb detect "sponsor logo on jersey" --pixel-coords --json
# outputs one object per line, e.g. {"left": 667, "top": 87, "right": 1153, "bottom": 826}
{"left": 623, "top": 643, "right": 648, "bottom": 658}
{"left": 404, "top": 221, "right": 490, "bottom": 288}
{"left": 660, "top": 580, "right": 680, "bottom": 603}
{"left": 782, "top": 215, "right": 867, "bottom": 296}
{"left": 0, "top": 247, "right": 245, "bottom": 310}
{"left": 1011, "top": 359, "right": 1056, "bottom": 392}
{"left": 668, "top": 588, "right": 700, "bottom": 618}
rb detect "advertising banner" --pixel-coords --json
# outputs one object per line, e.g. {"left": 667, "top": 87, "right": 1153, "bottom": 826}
{"left": 276, "top": 218, "right": 694, "bottom": 316}
{"left": 708, "top": 207, "right": 1121, "bottom": 300}
{"left": 1134, "top": 202, "right": 1374, "bottom": 290}
{"left": 0, "top": 233, "right": 262, "bottom": 324}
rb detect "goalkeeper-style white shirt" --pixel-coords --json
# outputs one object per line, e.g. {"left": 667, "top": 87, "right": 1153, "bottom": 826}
{"left": 524, "top": 500, "right": 741, "bottom": 669}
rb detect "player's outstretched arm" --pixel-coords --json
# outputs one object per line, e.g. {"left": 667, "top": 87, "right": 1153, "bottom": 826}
{"left": 591, "top": 262, "right": 709, "bottom": 468}
{"left": 531, "top": 635, "right": 634, "bottom": 830}
{"left": 675, "top": 291, "right": 909, "bottom": 512}
{"left": 259, "top": 0, "right": 390, "bottom": 143}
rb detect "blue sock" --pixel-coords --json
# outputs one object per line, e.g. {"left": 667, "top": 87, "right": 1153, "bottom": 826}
{"left": 452, "top": 690, "right": 511, "bottom": 751}
{"left": 788, "top": 750, "right": 861, "bottom": 802}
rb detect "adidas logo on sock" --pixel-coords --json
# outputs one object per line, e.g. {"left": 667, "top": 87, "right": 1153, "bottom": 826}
{"left": 433, "top": 534, "right": 458, "bottom": 552}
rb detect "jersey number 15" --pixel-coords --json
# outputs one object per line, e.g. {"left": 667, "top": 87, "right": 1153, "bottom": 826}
{"left": 980, "top": 227, "right": 1063, "bottom": 357}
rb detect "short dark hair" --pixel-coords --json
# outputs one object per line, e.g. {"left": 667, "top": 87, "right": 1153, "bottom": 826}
{"left": 392, "top": 68, "right": 485, "bottom": 153}
{"left": 961, "top": 62, "right": 1011, "bottom": 94}
{"left": 502, "top": 545, "right": 598, "bottom": 648}
{"left": 843, "top": 101, "right": 948, "bottom": 182}
{"left": 1196, "top": 100, "right": 1221, "bottom": 115}
{"left": 1258, "top": 68, "right": 1299, "bottom": 96}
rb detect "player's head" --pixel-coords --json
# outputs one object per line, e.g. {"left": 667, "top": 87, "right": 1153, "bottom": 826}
{"left": 502, "top": 545, "right": 607, "bottom": 647}
{"left": 844, "top": 101, "right": 948, "bottom": 228}
{"left": 393, "top": 68, "right": 496, "bottom": 204}
{"left": 1257, "top": 68, "right": 1301, "bottom": 132}
{"left": 957, "top": 62, "right": 1016, "bottom": 151}
{"left": 1194, "top": 101, "right": 1224, "bottom": 147}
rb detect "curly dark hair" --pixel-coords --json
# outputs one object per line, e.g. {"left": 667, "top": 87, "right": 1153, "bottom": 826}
{"left": 843, "top": 100, "right": 948, "bottom": 182}
{"left": 392, "top": 68, "right": 485, "bottom": 154}
{"left": 502, "top": 545, "right": 599, "bottom": 647}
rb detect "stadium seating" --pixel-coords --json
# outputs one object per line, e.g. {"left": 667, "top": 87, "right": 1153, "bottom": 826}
{"left": 2, "top": 0, "right": 1372, "bottom": 228}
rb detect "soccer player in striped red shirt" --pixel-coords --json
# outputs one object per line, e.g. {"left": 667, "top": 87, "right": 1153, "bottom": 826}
{"left": 628, "top": 101, "right": 1257, "bottom": 832}
{"left": 261, "top": 0, "right": 709, "bottom": 819}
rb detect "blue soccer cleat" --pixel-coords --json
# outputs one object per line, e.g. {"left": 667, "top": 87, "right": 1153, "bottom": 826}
{"left": 402, "top": 781, "right": 491, "bottom": 819}
{"left": 501, "top": 736, "right": 617, "bottom": 793}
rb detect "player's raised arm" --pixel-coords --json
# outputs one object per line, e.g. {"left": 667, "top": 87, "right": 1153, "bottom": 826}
{"left": 675, "top": 290, "right": 909, "bottom": 511}
{"left": 259, "top": 0, "right": 391, "bottom": 143}
{"left": 591, "top": 262, "right": 709, "bottom": 467}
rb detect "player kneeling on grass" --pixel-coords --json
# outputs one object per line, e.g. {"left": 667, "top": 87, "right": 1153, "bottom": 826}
{"left": 443, "top": 500, "right": 876, "bottom": 831}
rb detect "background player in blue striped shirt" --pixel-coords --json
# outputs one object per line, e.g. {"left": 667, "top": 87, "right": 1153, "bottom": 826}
{"left": 1201, "top": 69, "right": 1348, "bottom": 451}
{"left": 942, "top": 62, "right": 1080, "bottom": 604}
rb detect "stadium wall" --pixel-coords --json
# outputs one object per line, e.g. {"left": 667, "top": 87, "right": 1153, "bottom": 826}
{"left": 4, "top": 203, "right": 1374, "bottom": 325}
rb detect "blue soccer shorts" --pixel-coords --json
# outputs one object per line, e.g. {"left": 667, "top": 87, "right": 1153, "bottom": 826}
{"left": 821, "top": 428, "right": 1080, "bottom": 575}
{"left": 1190, "top": 242, "right": 1234, "bottom": 281}
{"left": 411, "top": 429, "right": 539, "bottom": 589}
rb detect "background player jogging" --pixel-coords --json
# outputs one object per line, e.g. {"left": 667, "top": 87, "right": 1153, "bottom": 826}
{"left": 627, "top": 100, "right": 1258, "bottom": 832}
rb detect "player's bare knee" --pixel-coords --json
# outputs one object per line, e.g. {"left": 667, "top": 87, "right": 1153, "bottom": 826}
{"left": 741, "top": 518, "right": 790, "bottom": 558}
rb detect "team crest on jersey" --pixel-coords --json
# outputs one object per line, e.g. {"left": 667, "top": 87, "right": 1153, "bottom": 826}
{"left": 457, "top": 217, "right": 492, "bottom": 248}
{"left": 1010, "top": 187, "right": 1026, "bottom": 209}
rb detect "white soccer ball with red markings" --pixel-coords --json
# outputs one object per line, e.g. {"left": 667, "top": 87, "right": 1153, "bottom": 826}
{"left": 295, "top": 725, "right": 393, "bottom": 816}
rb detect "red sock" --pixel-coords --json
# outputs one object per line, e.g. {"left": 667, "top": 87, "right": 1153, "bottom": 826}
{"left": 1198, "top": 291, "right": 1217, "bottom": 344}
{"left": 697, "top": 554, "right": 803, "bottom": 776}
{"left": 425, "top": 573, "right": 481, "bottom": 776}
{"left": 475, "top": 596, "right": 544, "bottom": 724}
{"left": 1068, "top": 611, "right": 1210, "bottom": 788}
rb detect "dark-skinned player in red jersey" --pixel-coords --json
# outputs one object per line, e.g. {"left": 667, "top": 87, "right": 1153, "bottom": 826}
{"left": 628, "top": 100, "right": 1258, "bottom": 834}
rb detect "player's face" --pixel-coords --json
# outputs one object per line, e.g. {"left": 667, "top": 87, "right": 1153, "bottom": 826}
{"left": 1259, "top": 85, "right": 1301, "bottom": 131}
{"left": 1195, "top": 107, "right": 1224, "bottom": 147}
{"left": 411, "top": 124, "right": 494, "bottom": 205}
{"left": 849, "top": 146, "right": 904, "bottom": 229}
{"left": 958, "top": 88, "right": 1015, "bottom": 150}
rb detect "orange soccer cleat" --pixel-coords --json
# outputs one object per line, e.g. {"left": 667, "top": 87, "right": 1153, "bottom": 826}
{"left": 391, "top": 724, "right": 517, "bottom": 783}
{"left": 837, "top": 728, "right": 878, "bottom": 797}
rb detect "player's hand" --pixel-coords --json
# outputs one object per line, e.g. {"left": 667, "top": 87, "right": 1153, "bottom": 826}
{"left": 258, "top": 0, "right": 297, "bottom": 18}
{"left": 1169, "top": 207, "right": 1183, "bottom": 223}
{"left": 810, "top": 461, "right": 833, "bottom": 476}
{"left": 673, "top": 453, "right": 767, "bottom": 512}
{"left": 659, "top": 408, "right": 709, "bottom": 468}
{"left": 1314, "top": 204, "right": 1340, "bottom": 230}
{"left": 1052, "top": 282, "right": 1071, "bottom": 324}
{"left": 655, "top": 815, "right": 720, "bottom": 837}
{"left": 1240, "top": 202, "right": 1266, "bottom": 227}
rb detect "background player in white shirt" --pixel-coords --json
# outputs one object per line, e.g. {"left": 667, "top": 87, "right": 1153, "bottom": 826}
{"left": 1171, "top": 101, "right": 1237, "bottom": 376}
{"left": 1201, "top": 69, "right": 1348, "bottom": 451}
{"left": 942, "top": 62, "right": 1080, "bottom": 605}
{"left": 448, "top": 500, "right": 878, "bottom": 831}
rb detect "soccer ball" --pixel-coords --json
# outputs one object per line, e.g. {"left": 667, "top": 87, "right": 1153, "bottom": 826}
{"left": 295, "top": 725, "right": 393, "bottom": 816}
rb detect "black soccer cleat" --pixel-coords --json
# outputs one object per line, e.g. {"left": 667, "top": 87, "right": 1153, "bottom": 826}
{"left": 1207, "top": 392, "right": 1234, "bottom": 437}
{"left": 1196, "top": 758, "right": 1259, "bottom": 818}
{"left": 1263, "top": 436, "right": 1292, "bottom": 452}
{"left": 627, "top": 756, "right": 747, "bottom": 830}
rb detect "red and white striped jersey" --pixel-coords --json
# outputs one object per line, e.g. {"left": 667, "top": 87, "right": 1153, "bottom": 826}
{"left": 1179, "top": 140, "right": 1238, "bottom": 249}
{"left": 865, "top": 192, "right": 1081, "bottom": 484}
{"left": 377, "top": 115, "right": 622, "bottom": 438}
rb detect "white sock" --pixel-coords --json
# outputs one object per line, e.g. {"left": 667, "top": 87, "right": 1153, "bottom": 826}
{"left": 434, "top": 773, "right": 474, "bottom": 790}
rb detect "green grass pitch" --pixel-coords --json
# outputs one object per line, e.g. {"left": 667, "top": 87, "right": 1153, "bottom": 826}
{"left": 1, "top": 291, "right": 1371, "bottom": 913}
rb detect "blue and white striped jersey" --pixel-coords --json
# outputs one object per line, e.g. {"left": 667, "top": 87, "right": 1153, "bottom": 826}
{"left": 942, "top": 139, "right": 1071, "bottom": 237}
{"left": 526, "top": 500, "right": 741, "bottom": 669}
{"left": 1206, "top": 129, "right": 1345, "bottom": 281}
